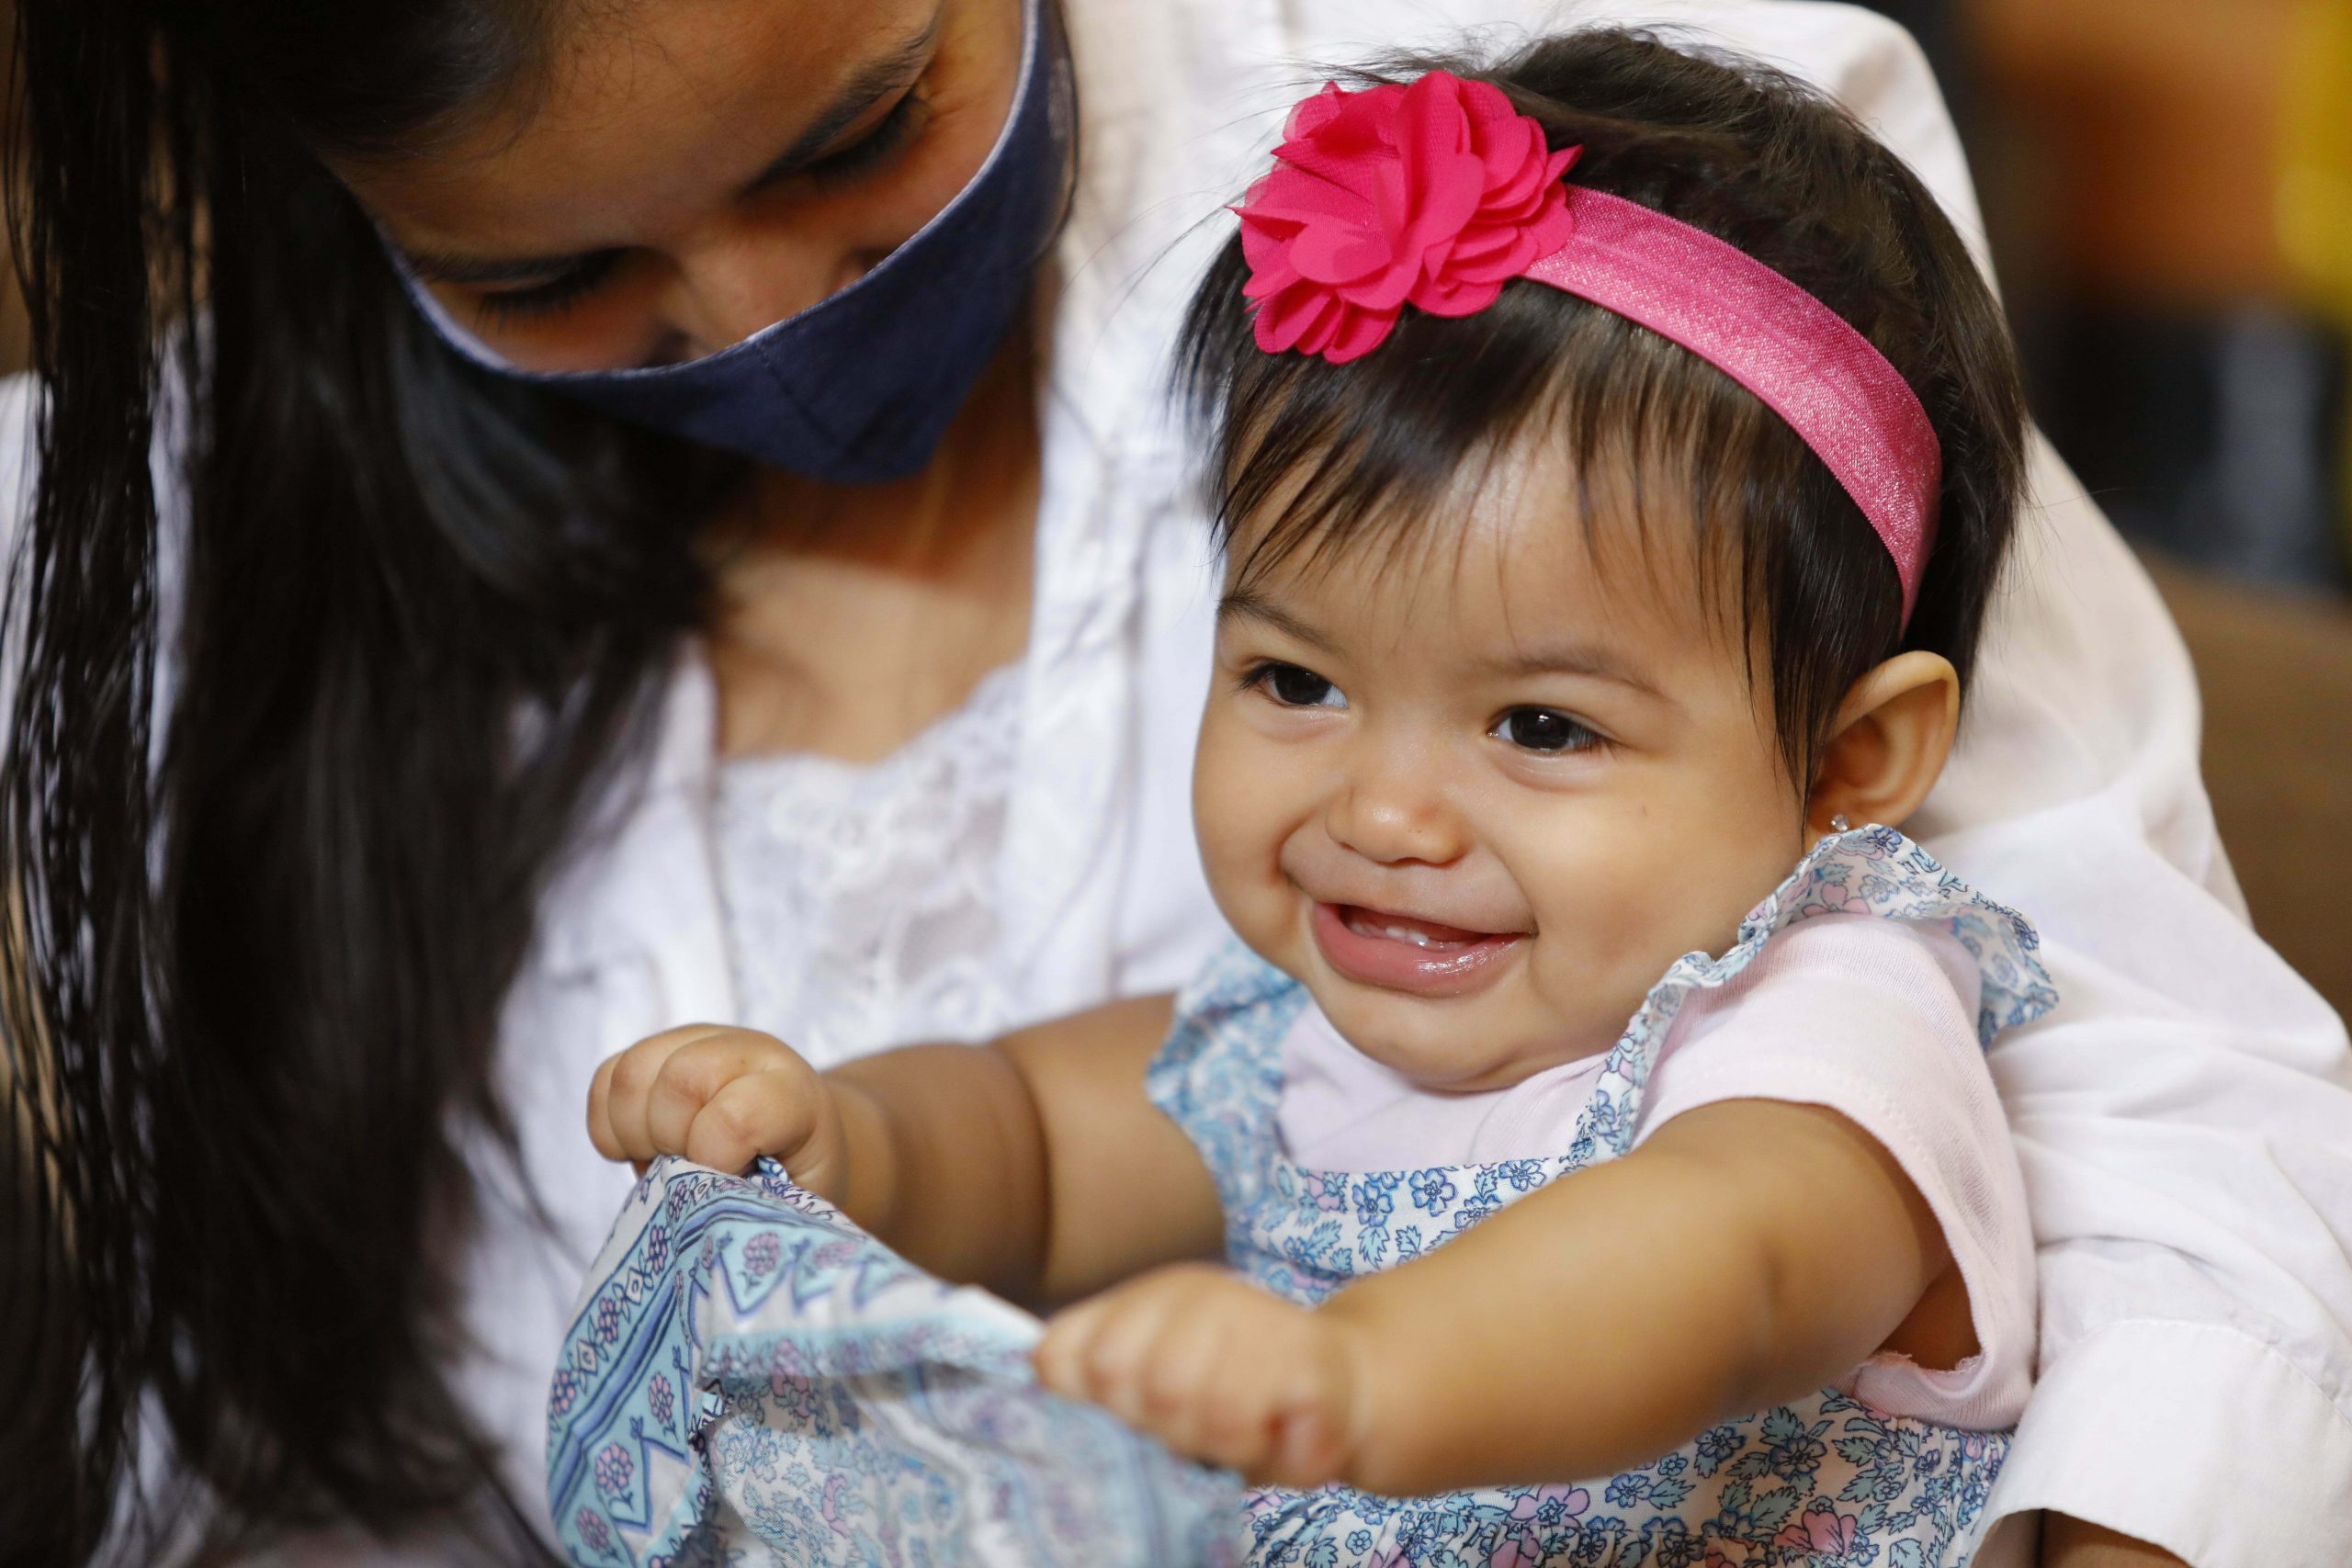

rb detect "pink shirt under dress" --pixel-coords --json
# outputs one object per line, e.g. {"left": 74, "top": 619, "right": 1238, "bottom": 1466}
{"left": 1277, "top": 913, "right": 2037, "bottom": 1432}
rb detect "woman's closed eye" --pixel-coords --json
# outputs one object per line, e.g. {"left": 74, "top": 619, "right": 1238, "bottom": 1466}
{"left": 474, "top": 250, "right": 626, "bottom": 328}
{"left": 1247, "top": 661, "right": 1348, "bottom": 710}
{"left": 806, "top": 85, "right": 931, "bottom": 189}
{"left": 1492, "top": 706, "right": 1603, "bottom": 754}
{"left": 470, "top": 88, "right": 931, "bottom": 328}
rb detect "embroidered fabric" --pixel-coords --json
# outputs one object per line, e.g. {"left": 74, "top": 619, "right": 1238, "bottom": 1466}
{"left": 712, "top": 662, "right": 1026, "bottom": 1067}
{"left": 547, "top": 1160, "right": 1242, "bottom": 1566}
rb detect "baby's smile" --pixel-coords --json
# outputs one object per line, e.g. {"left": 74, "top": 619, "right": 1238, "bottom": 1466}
{"left": 1311, "top": 899, "right": 1529, "bottom": 998}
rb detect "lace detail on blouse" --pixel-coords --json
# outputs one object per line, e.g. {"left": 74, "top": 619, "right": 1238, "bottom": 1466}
{"left": 713, "top": 663, "right": 1026, "bottom": 1068}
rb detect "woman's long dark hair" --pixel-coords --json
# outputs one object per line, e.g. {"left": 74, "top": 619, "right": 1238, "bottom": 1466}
{"left": 1, "top": 1, "right": 730, "bottom": 1560}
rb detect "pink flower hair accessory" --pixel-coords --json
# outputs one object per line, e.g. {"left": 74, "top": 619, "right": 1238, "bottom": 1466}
{"left": 1238, "top": 72, "right": 1579, "bottom": 364}
{"left": 1232, "top": 71, "right": 1944, "bottom": 625}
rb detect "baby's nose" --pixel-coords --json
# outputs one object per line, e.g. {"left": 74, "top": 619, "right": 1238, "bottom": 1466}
{"left": 1323, "top": 764, "right": 1468, "bottom": 868}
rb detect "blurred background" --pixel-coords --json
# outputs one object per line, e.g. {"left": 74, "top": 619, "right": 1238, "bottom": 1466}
{"left": 1871, "top": 0, "right": 2352, "bottom": 1018}
{"left": 0, "top": 0, "right": 2344, "bottom": 1014}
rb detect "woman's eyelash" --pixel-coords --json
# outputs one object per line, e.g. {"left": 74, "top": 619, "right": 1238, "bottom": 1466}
{"left": 474, "top": 251, "right": 624, "bottom": 328}
{"left": 808, "top": 88, "right": 929, "bottom": 188}
{"left": 468, "top": 91, "right": 925, "bottom": 330}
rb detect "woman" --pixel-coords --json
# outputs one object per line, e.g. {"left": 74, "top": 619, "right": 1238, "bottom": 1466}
{"left": 0, "top": 0, "right": 2343, "bottom": 1563}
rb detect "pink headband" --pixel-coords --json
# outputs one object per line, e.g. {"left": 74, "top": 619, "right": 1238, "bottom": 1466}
{"left": 1236, "top": 72, "right": 1941, "bottom": 622}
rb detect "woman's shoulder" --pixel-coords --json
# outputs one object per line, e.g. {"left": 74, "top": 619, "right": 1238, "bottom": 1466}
{"left": 0, "top": 373, "right": 40, "bottom": 722}
{"left": 0, "top": 366, "right": 197, "bottom": 737}
{"left": 0, "top": 371, "right": 41, "bottom": 544}
{"left": 0, "top": 367, "right": 193, "bottom": 550}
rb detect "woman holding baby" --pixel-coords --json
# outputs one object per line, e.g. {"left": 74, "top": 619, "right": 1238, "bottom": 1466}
{"left": 1, "top": 0, "right": 2343, "bottom": 1562}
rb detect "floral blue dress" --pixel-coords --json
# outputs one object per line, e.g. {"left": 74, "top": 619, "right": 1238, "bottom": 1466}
{"left": 1146, "top": 827, "right": 2058, "bottom": 1568}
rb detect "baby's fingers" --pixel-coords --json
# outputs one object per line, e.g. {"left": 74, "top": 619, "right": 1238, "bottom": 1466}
{"left": 1136, "top": 1294, "right": 1272, "bottom": 1466}
{"left": 589, "top": 1024, "right": 789, "bottom": 1167}
{"left": 1048, "top": 1270, "right": 1364, "bottom": 1487}
{"left": 1038, "top": 1267, "right": 1286, "bottom": 1464}
{"left": 1035, "top": 1284, "right": 1176, "bottom": 1427}
{"left": 645, "top": 1034, "right": 815, "bottom": 1159}
{"left": 586, "top": 1052, "right": 628, "bottom": 1164}
{"left": 1255, "top": 1371, "right": 1355, "bottom": 1490}
{"left": 682, "top": 1069, "right": 838, "bottom": 1180}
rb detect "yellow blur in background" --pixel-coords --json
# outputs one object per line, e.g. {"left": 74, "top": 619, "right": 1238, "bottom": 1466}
{"left": 1957, "top": 0, "right": 2350, "bottom": 1014}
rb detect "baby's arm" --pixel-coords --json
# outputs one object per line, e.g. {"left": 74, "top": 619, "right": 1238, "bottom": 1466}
{"left": 586, "top": 997, "right": 1227, "bottom": 1305}
{"left": 1038, "top": 1096, "right": 1950, "bottom": 1494}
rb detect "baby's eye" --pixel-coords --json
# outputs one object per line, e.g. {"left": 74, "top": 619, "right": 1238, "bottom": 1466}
{"left": 1493, "top": 707, "right": 1600, "bottom": 753}
{"left": 1253, "top": 662, "right": 1347, "bottom": 710}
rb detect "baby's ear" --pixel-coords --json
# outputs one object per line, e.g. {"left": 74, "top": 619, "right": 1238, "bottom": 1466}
{"left": 1804, "top": 651, "right": 1960, "bottom": 840}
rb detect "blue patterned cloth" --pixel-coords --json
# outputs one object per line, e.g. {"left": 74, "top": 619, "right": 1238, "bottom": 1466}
{"left": 548, "top": 1164, "right": 1242, "bottom": 1566}
{"left": 1146, "top": 827, "right": 2056, "bottom": 1568}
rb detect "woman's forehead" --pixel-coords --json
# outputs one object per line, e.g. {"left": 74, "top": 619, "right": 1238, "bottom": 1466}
{"left": 342, "top": 0, "right": 940, "bottom": 265}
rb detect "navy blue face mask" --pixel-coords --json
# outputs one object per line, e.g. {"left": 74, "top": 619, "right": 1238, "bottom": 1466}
{"left": 401, "top": 0, "right": 1069, "bottom": 485}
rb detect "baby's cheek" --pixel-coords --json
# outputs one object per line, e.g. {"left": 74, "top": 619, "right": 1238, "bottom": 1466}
{"left": 1525, "top": 944, "right": 1665, "bottom": 1058}
{"left": 1510, "top": 826, "right": 1703, "bottom": 1038}
{"left": 1192, "top": 720, "right": 1304, "bottom": 960}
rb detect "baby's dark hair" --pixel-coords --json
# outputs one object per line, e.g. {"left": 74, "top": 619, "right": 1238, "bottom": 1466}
{"left": 1179, "top": 28, "right": 2028, "bottom": 786}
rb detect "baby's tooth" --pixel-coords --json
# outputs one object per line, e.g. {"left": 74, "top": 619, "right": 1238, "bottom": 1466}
{"left": 1341, "top": 908, "right": 1475, "bottom": 950}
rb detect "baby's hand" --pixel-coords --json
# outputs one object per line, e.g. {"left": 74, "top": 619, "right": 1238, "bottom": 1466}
{"left": 586, "top": 1024, "right": 852, "bottom": 1201}
{"left": 1035, "top": 1263, "right": 1368, "bottom": 1488}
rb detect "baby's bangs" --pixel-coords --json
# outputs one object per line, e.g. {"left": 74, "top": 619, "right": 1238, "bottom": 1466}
{"left": 1183, "top": 254, "right": 1785, "bottom": 645}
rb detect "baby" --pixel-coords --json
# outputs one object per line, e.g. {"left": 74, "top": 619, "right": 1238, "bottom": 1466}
{"left": 589, "top": 29, "right": 2053, "bottom": 1566}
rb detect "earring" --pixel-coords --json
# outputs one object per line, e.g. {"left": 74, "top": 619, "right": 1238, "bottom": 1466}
{"left": 1829, "top": 813, "right": 1851, "bottom": 833}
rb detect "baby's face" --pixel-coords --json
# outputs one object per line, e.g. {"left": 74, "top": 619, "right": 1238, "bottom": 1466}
{"left": 1193, "top": 459, "right": 1813, "bottom": 1090}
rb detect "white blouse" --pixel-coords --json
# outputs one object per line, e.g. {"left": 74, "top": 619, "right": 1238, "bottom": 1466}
{"left": 714, "top": 663, "right": 1029, "bottom": 1065}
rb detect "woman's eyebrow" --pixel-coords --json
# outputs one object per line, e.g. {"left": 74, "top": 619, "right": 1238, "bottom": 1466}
{"left": 393, "top": 11, "right": 944, "bottom": 288}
